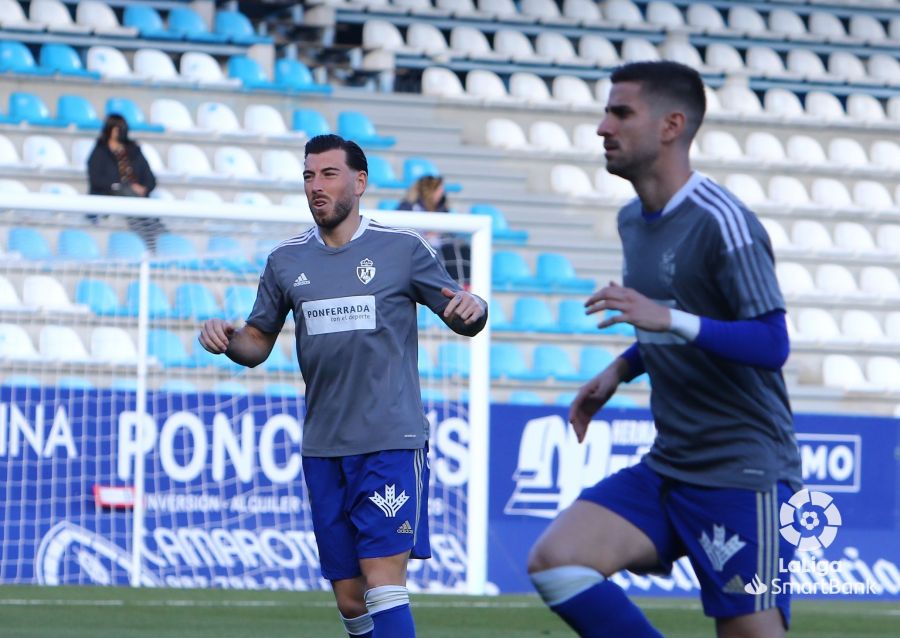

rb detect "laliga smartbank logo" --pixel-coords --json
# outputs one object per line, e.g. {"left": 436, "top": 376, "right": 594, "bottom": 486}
{"left": 778, "top": 489, "right": 842, "bottom": 550}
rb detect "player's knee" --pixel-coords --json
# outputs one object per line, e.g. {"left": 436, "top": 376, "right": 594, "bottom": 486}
{"left": 527, "top": 537, "right": 567, "bottom": 574}
{"left": 335, "top": 595, "right": 368, "bottom": 619}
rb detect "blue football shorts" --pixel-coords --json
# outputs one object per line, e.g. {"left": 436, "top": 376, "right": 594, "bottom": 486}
{"left": 579, "top": 460, "right": 795, "bottom": 626}
{"left": 302, "top": 447, "right": 431, "bottom": 581}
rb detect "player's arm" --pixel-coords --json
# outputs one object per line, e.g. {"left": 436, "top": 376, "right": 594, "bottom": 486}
{"left": 198, "top": 319, "right": 279, "bottom": 368}
{"left": 569, "top": 343, "right": 642, "bottom": 442}
{"left": 440, "top": 287, "right": 488, "bottom": 336}
{"left": 585, "top": 282, "right": 789, "bottom": 370}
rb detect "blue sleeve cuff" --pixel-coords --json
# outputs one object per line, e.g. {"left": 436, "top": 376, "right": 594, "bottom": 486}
{"left": 619, "top": 343, "right": 645, "bottom": 381}
{"left": 695, "top": 311, "right": 789, "bottom": 370}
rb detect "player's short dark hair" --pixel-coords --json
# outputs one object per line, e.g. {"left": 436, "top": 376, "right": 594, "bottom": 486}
{"left": 304, "top": 134, "right": 368, "bottom": 173}
{"left": 610, "top": 61, "right": 707, "bottom": 140}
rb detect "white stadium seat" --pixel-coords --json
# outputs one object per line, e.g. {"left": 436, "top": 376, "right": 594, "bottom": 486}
{"left": 860, "top": 266, "right": 900, "bottom": 298}
{"left": 23, "top": 135, "right": 69, "bottom": 169}
{"left": 520, "top": 0, "right": 563, "bottom": 22}
{"left": 0, "top": 179, "right": 28, "bottom": 194}
{"left": 833, "top": 222, "right": 876, "bottom": 253}
{"left": 23, "top": 275, "right": 85, "bottom": 312}
{"left": 724, "top": 174, "right": 767, "bottom": 207}
{"left": 786, "top": 135, "right": 827, "bottom": 166}
{"left": 197, "top": 102, "right": 245, "bottom": 135}
{"left": 791, "top": 220, "right": 833, "bottom": 251}
{"left": 180, "top": 52, "right": 241, "bottom": 88}
{"left": 889, "top": 96, "right": 900, "bottom": 123}
{"left": 717, "top": 82, "right": 763, "bottom": 116}
{"left": 815, "top": 264, "right": 858, "bottom": 296}
{"left": 728, "top": 5, "right": 767, "bottom": 36}
{"left": 686, "top": 3, "right": 726, "bottom": 33}
{"left": 700, "top": 130, "right": 743, "bottom": 161}
{"left": 509, "top": 72, "right": 553, "bottom": 104}
{"left": 0, "top": 0, "right": 43, "bottom": 30}
{"left": 76, "top": 1, "right": 137, "bottom": 37}
{"left": 621, "top": 37, "right": 659, "bottom": 62}
{"left": 529, "top": 120, "right": 572, "bottom": 152}
{"left": 31, "top": 0, "right": 91, "bottom": 33}
{"left": 0, "top": 324, "right": 41, "bottom": 361}
{"left": 705, "top": 43, "right": 745, "bottom": 73}
{"left": 811, "top": 178, "right": 854, "bottom": 210}
{"left": 867, "top": 54, "right": 900, "bottom": 84}
{"left": 407, "top": 23, "right": 451, "bottom": 57}
{"left": 184, "top": 189, "right": 223, "bottom": 204}
{"left": 150, "top": 98, "right": 197, "bottom": 132}
{"left": 605, "top": 0, "right": 645, "bottom": 26}
{"left": 876, "top": 225, "right": 900, "bottom": 253}
{"left": 40, "top": 325, "right": 90, "bottom": 362}
{"left": 841, "top": 310, "right": 886, "bottom": 343}
{"left": 552, "top": 75, "right": 594, "bottom": 107}
{"left": 797, "top": 308, "right": 842, "bottom": 342}
{"left": 822, "top": 355, "right": 870, "bottom": 391}
{"left": 261, "top": 149, "right": 304, "bottom": 180}
{"left": 537, "top": 32, "right": 590, "bottom": 66}
{"left": 572, "top": 123, "right": 604, "bottom": 153}
{"left": 214, "top": 146, "right": 260, "bottom": 178}
{"left": 847, "top": 93, "right": 886, "bottom": 123}
{"left": 849, "top": 14, "right": 887, "bottom": 42}
{"left": 70, "top": 138, "right": 95, "bottom": 168}
{"left": 450, "top": 26, "right": 506, "bottom": 61}
{"left": 596, "top": 77, "right": 613, "bottom": 104}
{"left": 768, "top": 176, "right": 810, "bottom": 207}
{"left": 245, "top": 105, "right": 299, "bottom": 138}
{"left": 86, "top": 45, "right": 132, "bottom": 79}
{"left": 550, "top": 164, "right": 594, "bottom": 197}
{"left": 887, "top": 312, "right": 900, "bottom": 341}
{"left": 828, "top": 51, "right": 867, "bottom": 82}
{"left": 867, "top": 357, "right": 900, "bottom": 391}
{"left": 422, "top": 67, "right": 466, "bottom": 99}
{"left": 234, "top": 192, "right": 272, "bottom": 206}
{"left": 168, "top": 143, "right": 214, "bottom": 177}
{"left": 578, "top": 35, "right": 620, "bottom": 67}
{"left": 658, "top": 34, "right": 703, "bottom": 69}
{"left": 41, "top": 182, "right": 78, "bottom": 196}
{"left": 362, "top": 20, "right": 415, "bottom": 54}
{"left": 645, "top": 1, "right": 684, "bottom": 28}
{"left": 595, "top": 169, "right": 635, "bottom": 201}
{"left": 853, "top": 181, "right": 895, "bottom": 211}
{"left": 758, "top": 217, "right": 791, "bottom": 250}
{"left": 495, "top": 30, "right": 544, "bottom": 64}
{"left": 746, "top": 46, "right": 787, "bottom": 77}
{"left": 805, "top": 91, "right": 846, "bottom": 121}
{"left": 466, "top": 69, "right": 513, "bottom": 102}
{"left": 134, "top": 49, "right": 185, "bottom": 83}
{"left": 768, "top": 9, "right": 807, "bottom": 38}
{"left": 90, "top": 327, "right": 138, "bottom": 364}
{"left": 776, "top": 262, "right": 816, "bottom": 295}
{"left": 479, "top": 0, "right": 531, "bottom": 21}
{"left": 786, "top": 49, "right": 829, "bottom": 80}
{"left": 828, "top": 137, "right": 869, "bottom": 168}
{"left": 764, "top": 88, "right": 805, "bottom": 120}
{"left": 562, "top": 0, "right": 602, "bottom": 24}
{"left": 485, "top": 118, "right": 530, "bottom": 150}
{"left": 0, "top": 275, "right": 28, "bottom": 311}
{"left": 745, "top": 131, "right": 786, "bottom": 164}
{"left": 870, "top": 141, "right": 900, "bottom": 171}
{"left": 138, "top": 143, "right": 167, "bottom": 176}
{"left": 809, "top": 12, "right": 847, "bottom": 41}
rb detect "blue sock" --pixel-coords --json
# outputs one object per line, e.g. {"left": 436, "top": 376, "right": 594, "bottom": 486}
{"left": 532, "top": 566, "right": 663, "bottom": 638}
{"left": 365, "top": 585, "right": 415, "bottom": 638}
{"left": 341, "top": 612, "right": 374, "bottom": 637}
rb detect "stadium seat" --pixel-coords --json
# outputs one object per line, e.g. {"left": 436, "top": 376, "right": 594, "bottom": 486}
{"left": 785, "top": 135, "right": 827, "bottom": 166}
{"left": 868, "top": 357, "right": 900, "bottom": 392}
{"left": 223, "top": 285, "right": 257, "bottom": 319}
{"left": 701, "top": 130, "right": 743, "bottom": 161}
{"left": 156, "top": 233, "right": 202, "bottom": 269}
{"left": 23, "top": 135, "right": 69, "bottom": 169}
{"left": 292, "top": 109, "right": 330, "bottom": 137}
{"left": 764, "top": 88, "right": 805, "bottom": 120}
{"left": 552, "top": 75, "right": 594, "bottom": 108}
{"left": 529, "top": 121, "right": 571, "bottom": 152}
{"left": 724, "top": 174, "right": 767, "bottom": 207}
{"left": 8, "top": 92, "right": 63, "bottom": 127}
{"left": 606, "top": 0, "right": 645, "bottom": 26}
{"left": 418, "top": 304, "right": 448, "bottom": 332}
{"left": 31, "top": 0, "right": 91, "bottom": 33}
{"left": 197, "top": 102, "right": 244, "bottom": 135}
{"left": 421, "top": 67, "right": 465, "bottom": 99}
{"left": 576, "top": 347, "right": 615, "bottom": 381}
{"left": 532, "top": 344, "right": 578, "bottom": 381}
{"left": 0, "top": 274, "right": 27, "bottom": 311}
{"left": 180, "top": 51, "right": 240, "bottom": 88}
{"left": 816, "top": 264, "right": 858, "bottom": 296}
{"left": 509, "top": 297, "right": 557, "bottom": 332}
{"left": 2, "top": 375, "right": 41, "bottom": 388}
{"left": 860, "top": 266, "right": 900, "bottom": 298}
{"left": 805, "top": 91, "right": 846, "bottom": 122}
{"left": 449, "top": 25, "right": 505, "bottom": 61}
{"left": 776, "top": 262, "right": 816, "bottom": 296}
{"left": 492, "top": 251, "right": 537, "bottom": 290}
{"left": 39, "top": 325, "right": 90, "bottom": 362}
{"left": 877, "top": 225, "right": 900, "bottom": 254}
{"left": 536, "top": 32, "right": 588, "bottom": 67}
{"left": 0, "top": 0, "right": 42, "bottom": 31}
{"left": 465, "top": 69, "right": 512, "bottom": 102}
{"left": 822, "top": 355, "right": 870, "bottom": 391}
{"left": 57, "top": 94, "right": 102, "bottom": 130}
{"left": 364, "top": 19, "right": 416, "bottom": 54}
{"left": 173, "top": 283, "right": 223, "bottom": 321}
{"left": 853, "top": 181, "right": 894, "bottom": 211}
{"left": 260, "top": 149, "right": 303, "bottom": 181}
{"left": 150, "top": 98, "right": 196, "bottom": 131}
{"left": 245, "top": 105, "right": 298, "bottom": 139}
{"left": 57, "top": 229, "right": 101, "bottom": 260}
{"left": 0, "top": 178, "right": 27, "bottom": 194}
{"left": 828, "top": 138, "right": 868, "bottom": 168}
{"left": 71, "top": 136, "right": 96, "bottom": 169}
{"left": 487, "top": 300, "right": 512, "bottom": 331}
{"left": 658, "top": 34, "right": 703, "bottom": 69}
{"left": 338, "top": 111, "right": 395, "bottom": 148}
{"left": 847, "top": 93, "right": 886, "bottom": 123}
{"left": 168, "top": 143, "right": 214, "bottom": 177}
{"left": 705, "top": 43, "right": 745, "bottom": 74}
{"left": 228, "top": 55, "right": 277, "bottom": 90}
{"left": 646, "top": 1, "right": 683, "bottom": 28}
{"left": 841, "top": 310, "right": 886, "bottom": 344}
{"left": 76, "top": 279, "right": 120, "bottom": 316}
{"left": 8, "top": 227, "right": 52, "bottom": 260}
{"left": 274, "top": 58, "right": 331, "bottom": 93}
{"left": 494, "top": 29, "right": 543, "bottom": 64}
{"left": 436, "top": 342, "right": 470, "bottom": 377}
{"left": 107, "top": 231, "right": 148, "bottom": 260}
{"left": 745, "top": 132, "right": 786, "bottom": 164}
{"left": 404, "top": 156, "right": 455, "bottom": 189}
{"left": 39, "top": 43, "right": 99, "bottom": 79}
{"left": 728, "top": 5, "right": 767, "bottom": 35}
{"left": 0, "top": 324, "right": 41, "bottom": 360}
{"left": 508, "top": 390, "right": 544, "bottom": 405}
{"left": 791, "top": 220, "right": 833, "bottom": 252}
{"left": 148, "top": 330, "right": 191, "bottom": 368}
{"left": 105, "top": 97, "right": 163, "bottom": 133}
{"left": 192, "top": 337, "right": 242, "bottom": 371}
{"left": 122, "top": 5, "right": 172, "bottom": 39}
{"left": 23, "top": 275, "right": 84, "bottom": 312}
{"left": 485, "top": 118, "right": 529, "bottom": 150}
{"left": 796, "top": 308, "right": 842, "bottom": 342}
{"left": 717, "top": 82, "right": 763, "bottom": 117}
{"left": 216, "top": 10, "right": 271, "bottom": 44}
{"left": 85, "top": 45, "right": 133, "bottom": 79}
{"left": 407, "top": 23, "right": 451, "bottom": 57}
{"left": 40, "top": 182, "right": 78, "bottom": 196}
{"left": 578, "top": 35, "right": 619, "bottom": 67}
{"left": 490, "top": 343, "right": 533, "bottom": 380}
{"left": 595, "top": 170, "right": 635, "bottom": 202}
{"left": 758, "top": 218, "right": 790, "bottom": 250}
{"left": 168, "top": 6, "right": 227, "bottom": 43}
{"left": 76, "top": 1, "right": 136, "bottom": 36}
{"left": 123, "top": 281, "right": 172, "bottom": 318}
{"left": 535, "top": 253, "right": 593, "bottom": 292}
{"left": 768, "top": 176, "right": 811, "bottom": 207}
{"left": 557, "top": 299, "right": 596, "bottom": 333}
{"left": 90, "top": 327, "right": 138, "bottom": 364}
{"left": 868, "top": 53, "right": 900, "bottom": 84}
{"left": 746, "top": 46, "right": 786, "bottom": 78}
{"left": 363, "top": 155, "right": 401, "bottom": 190}
{"left": 571, "top": 123, "right": 604, "bottom": 154}
{"left": 621, "top": 37, "right": 660, "bottom": 62}
{"left": 550, "top": 164, "right": 594, "bottom": 198}
{"left": 234, "top": 191, "right": 272, "bottom": 206}
{"left": 134, "top": 49, "right": 185, "bottom": 84}
{"left": 470, "top": 203, "right": 528, "bottom": 244}
{"left": 264, "top": 383, "right": 300, "bottom": 398}
{"left": 214, "top": 146, "right": 260, "bottom": 179}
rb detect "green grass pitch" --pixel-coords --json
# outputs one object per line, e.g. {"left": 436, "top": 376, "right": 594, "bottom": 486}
{"left": 0, "top": 586, "right": 897, "bottom": 637}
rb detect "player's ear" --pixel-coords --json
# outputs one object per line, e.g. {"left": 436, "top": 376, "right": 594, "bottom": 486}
{"left": 355, "top": 169, "right": 368, "bottom": 196}
{"left": 661, "top": 110, "right": 686, "bottom": 144}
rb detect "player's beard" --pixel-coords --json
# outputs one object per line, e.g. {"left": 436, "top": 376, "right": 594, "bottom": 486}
{"left": 605, "top": 144, "right": 659, "bottom": 182}
{"left": 312, "top": 193, "right": 354, "bottom": 230}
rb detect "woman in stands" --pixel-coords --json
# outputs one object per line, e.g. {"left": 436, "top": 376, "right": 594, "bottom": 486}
{"left": 87, "top": 113, "right": 163, "bottom": 249}
{"left": 397, "top": 175, "right": 471, "bottom": 286}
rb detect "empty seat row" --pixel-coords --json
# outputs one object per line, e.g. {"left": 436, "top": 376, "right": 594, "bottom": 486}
{"left": 725, "top": 174, "right": 900, "bottom": 213}
{"left": 822, "top": 354, "right": 900, "bottom": 393}
{"left": 777, "top": 262, "right": 900, "bottom": 299}
{"left": 0, "top": 1, "right": 268, "bottom": 44}
{"left": 761, "top": 219, "right": 900, "bottom": 255}
{"left": 492, "top": 251, "right": 594, "bottom": 293}
{"left": 0, "top": 375, "right": 304, "bottom": 397}
{"left": 791, "top": 308, "right": 900, "bottom": 344}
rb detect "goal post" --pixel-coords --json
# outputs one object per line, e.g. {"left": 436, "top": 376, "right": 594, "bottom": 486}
{"left": 0, "top": 192, "right": 492, "bottom": 595}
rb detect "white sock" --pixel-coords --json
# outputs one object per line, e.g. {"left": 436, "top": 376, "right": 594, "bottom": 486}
{"left": 364, "top": 585, "right": 410, "bottom": 615}
{"left": 340, "top": 612, "right": 374, "bottom": 636}
{"left": 530, "top": 565, "right": 605, "bottom": 607}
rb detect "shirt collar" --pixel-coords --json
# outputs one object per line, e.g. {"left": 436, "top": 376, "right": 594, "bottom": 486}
{"left": 313, "top": 215, "right": 370, "bottom": 246}
{"left": 660, "top": 171, "right": 706, "bottom": 216}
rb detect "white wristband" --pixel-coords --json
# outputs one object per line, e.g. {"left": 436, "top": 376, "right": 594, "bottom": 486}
{"left": 669, "top": 309, "right": 701, "bottom": 342}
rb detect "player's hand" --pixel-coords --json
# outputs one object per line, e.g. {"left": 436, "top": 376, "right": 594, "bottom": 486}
{"left": 569, "top": 370, "right": 619, "bottom": 443}
{"left": 199, "top": 318, "right": 235, "bottom": 354}
{"left": 441, "top": 287, "right": 485, "bottom": 325}
{"left": 130, "top": 183, "right": 148, "bottom": 197}
{"left": 584, "top": 281, "right": 671, "bottom": 332}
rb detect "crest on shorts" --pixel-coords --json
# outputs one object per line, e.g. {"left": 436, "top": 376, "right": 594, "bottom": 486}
{"left": 370, "top": 484, "right": 408, "bottom": 518}
{"left": 357, "top": 258, "right": 376, "bottom": 285}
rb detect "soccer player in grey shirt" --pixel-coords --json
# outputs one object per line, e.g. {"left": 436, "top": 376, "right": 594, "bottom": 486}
{"left": 199, "top": 135, "right": 487, "bottom": 638}
{"left": 528, "top": 62, "right": 802, "bottom": 638}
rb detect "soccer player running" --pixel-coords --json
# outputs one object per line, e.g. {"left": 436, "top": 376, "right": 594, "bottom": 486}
{"left": 528, "top": 61, "right": 802, "bottom": 638}
{"left": 199, "top": 134, "right": 487, "bottom": 638}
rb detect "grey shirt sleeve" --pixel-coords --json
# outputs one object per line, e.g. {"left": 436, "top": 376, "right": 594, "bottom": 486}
{"left": 246, "top": 255, "right": 290, "bottom": 333}
{"left": 713, "top": 214, "right": 786, "bottom": 320}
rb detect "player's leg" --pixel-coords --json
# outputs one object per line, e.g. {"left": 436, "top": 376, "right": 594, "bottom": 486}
{"left": 666, "top": 481, "right": 793, "bottom": 638}
{"left": 350, "top": 447, "right": 430, "bottom": 638}
{"left": 528, "top": 462, "right": 676, "bottom": 637}
{"left": 302, "top": 456, "right": 374, "bottom": 638}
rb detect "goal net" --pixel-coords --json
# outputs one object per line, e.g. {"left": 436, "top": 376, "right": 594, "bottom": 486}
{"left": 0, "top": 193, "right": 492, "bottom": 594}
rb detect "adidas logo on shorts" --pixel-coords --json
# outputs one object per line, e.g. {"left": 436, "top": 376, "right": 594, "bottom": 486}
{"left": 722, "top": 574, "right": 747, "bottom": 594}
{"left": 397, "top": 520, "right": 414, "bottom": 534}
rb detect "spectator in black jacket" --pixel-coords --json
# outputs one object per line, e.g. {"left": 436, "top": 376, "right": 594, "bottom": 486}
{"left": 87, "top": 113, "right": 164, "bottom": 249}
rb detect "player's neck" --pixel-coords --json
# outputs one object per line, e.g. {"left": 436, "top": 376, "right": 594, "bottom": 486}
{"left": 632, "top": 155, "right": 692, "bottom": 213}
{"left": 319, "top": 210, "right": 362, "bottom": 248}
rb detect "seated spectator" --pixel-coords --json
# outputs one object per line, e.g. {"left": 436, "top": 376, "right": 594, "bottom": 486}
{"left": 397, "top": 175, "right": 471, "bottom": 285}
{"left": 87, "top": 114, "right": 164, "bottom": 250}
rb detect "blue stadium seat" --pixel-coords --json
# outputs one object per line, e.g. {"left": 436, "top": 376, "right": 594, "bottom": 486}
{"left": 418, "top": 344, "right": 435, "bottom": 378}
{"left": 508, "top": 390, "right": 544, "bottom": 405}
{"left": 191, "top": 338, "right": 241, "bottom": 370}
{"left": 39, "top": 44, "right": 99, "bottom": 79}
{"left": 535, "top": 253, "right": 594, "bottom": 293}
{"left": 155, "top": 233, "right": 202, "bottom": 269}
{"left": 57, "top": 94, "right": 102, "bottom": 130}
{"left": 2, "top": 375, "right": 41, "bottom": 388}
{"left": 576, "top": 347, "right": 616, "bottom": 381}
{"left": 420, "top": 388, "right": 446, "bottom": 404}
{"left": 148, "top": 329, "right": 191, "bottom": 367}
{"left": 124, "top": 281, "right": 172, "bottom": 318}
{"left": 264, "top": 383, "right": 299, "bottom": 397}
{"left": 509, "top": 297, "right": 557, "bottom": 332}
{"left": 490, "top": 343, "right": 533, "bottom": 380}
{"left": 436, "top": 343, "right": 470, "bottom": 378}
{"left": 57, "top": 376, "right": 94, "bottom": 390}
{"left": 403, "top": 157, "right": 461, "bottom": 192}
{"left": 8, "top": 227, "right": 52, "bottom": 260}
{"left": 366, "top": 155, "right": 406, "bottom": 189}
{"left": 213, "top": 381, "right": 250, "bottom": 395}
{"left": 76, "top": 279, "right": 120, "bottom": 316}
{"left": 555, "top": 392, "right": 577, "bottom": 406}
{"left": 337, "top": 111, "right": 395, "bottom": 149}
{"left": 227, "top": 55, "right": 277, "bottom": 90}
{"left": 274, "top": 58, "right": 332, "bottom": 94}
{"left": 224, "top": 285, "right": 256, "bottom": 320}
{"left": 105, "top": 97, "right": 164, "bottom": 133}
{"left": 470, "top": 204, "right": 528, "bottom": 244}
{"left": 489, "top": 300, "right": 512, "bottom": 331}
{"left": 377, "top": 199, "right": 400, "bottom": 210}
{"left": 215, "top": 11, "right": 272, "bottom": 45}
{"left": 110, "top": 378, "right": 138, "bottom": 392}
{"left": 417, "top": 304, "right": 448, "bottom": 332}
{"left": 557, "top": 299, "right": 597, "bottom": 334}
{"left": 261, "top": 343, "right": 296, "bottom": 373}
{"left": 292, "top": 108, "right": 330, "bottom": 137}
{"left": 159, "top": 379, "right": 198, "bottom": 393}
{"left": 0, "top": 41, "right": 52, "bottom": 76}
{"left": 606, "top": 395, "right": 638, "bottom": 408}
{"left": 600, "top": 310, "right": 635, "bottom": 337}
{"left": 206, "top": 236, "right": 256, "bottom": 273}
{"left": 8, "top": 92, "right": 64, "bottom": 127}
{"left": 492, "top": 251, "right": 538, "bottom": 291}
{"left": 168, "top": 7, "right": 228, "bottom": 43}
{"left": 122, "top": 5, "right": 174, "bottom": 40}
{"left": 107, "top": 231, "right": 148, "bottom": 260}
{"left": 173, "top": 283, "right": 223, "bottom": 321}
{"left": 57, "top": 229, "right": 101, "bottom": 260}
{"left": 532, "top": 345, "right": 579, "bottom": 381}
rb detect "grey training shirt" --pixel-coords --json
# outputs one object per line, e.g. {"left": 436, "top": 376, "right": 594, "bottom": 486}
{"left": 246, "top": 216, "right": 460, "bottom": 457}
{"left": 619, "top": 172, "right": 802, "bottom": 492}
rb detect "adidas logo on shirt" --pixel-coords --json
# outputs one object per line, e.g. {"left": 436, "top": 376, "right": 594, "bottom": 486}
{"left": 397, "top": 520, "right": 414, "bottom": 534}
{"left": 293, "top": 273, "right": 310, "bottom": 287}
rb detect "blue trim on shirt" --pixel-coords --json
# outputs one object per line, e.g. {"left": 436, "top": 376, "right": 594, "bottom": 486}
{"left": 695, "top": 311, "right": 789, "bottom": 370}
{"left": 619, "top": 343, "right": 646, "bottom": 381}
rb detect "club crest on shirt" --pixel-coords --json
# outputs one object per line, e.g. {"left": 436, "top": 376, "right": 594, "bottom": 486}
{"left": 357, "top": 258, "right": 376, "bottom": 285}
{"left": 659, "top": 249, "right": 676, "bottom": 287}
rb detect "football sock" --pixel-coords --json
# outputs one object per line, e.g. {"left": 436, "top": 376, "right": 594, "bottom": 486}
{"left": 365, "top": 585, "right": 415, "bottom": 638}
{"left": 340, "top": 612, "right": 374, "bottom": 637}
